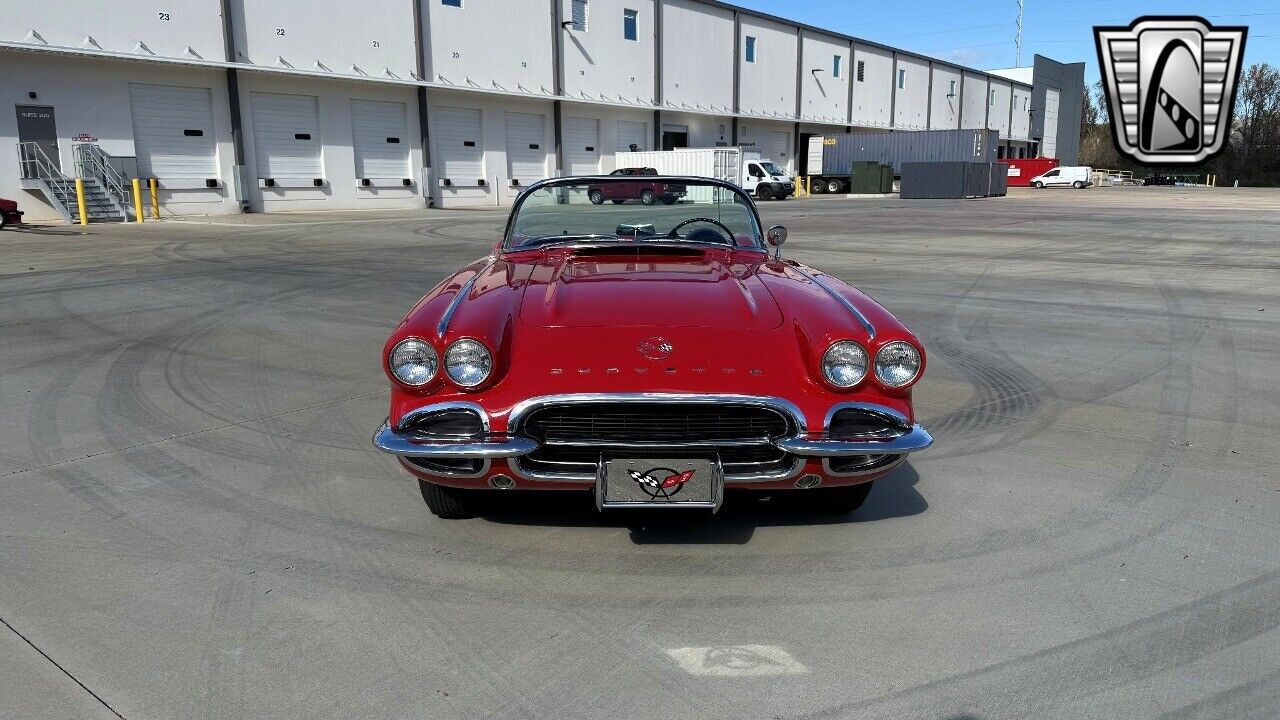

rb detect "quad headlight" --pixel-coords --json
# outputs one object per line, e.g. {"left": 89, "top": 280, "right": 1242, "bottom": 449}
{"left": 822, "top": 341, "right": 869, "bottom": 388}
{"left": 445, "top": 338, "right": 492, "bottom": 387}
{"left": 875, "top": 341, "right": 922, "bottom": 388}
{"left": 389, "top": 338, "right": 438, "bottom": 386}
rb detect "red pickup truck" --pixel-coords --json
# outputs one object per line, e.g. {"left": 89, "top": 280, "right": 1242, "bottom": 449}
{"left": 587, "top": 167, "right": 686, "bottom": 205}
{"left": 0, "top": 198, "right": 23, "bottom": 229}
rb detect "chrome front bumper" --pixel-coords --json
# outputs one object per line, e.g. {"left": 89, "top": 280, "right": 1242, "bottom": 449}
{"left": 374, "top": 397, "right": 932, "bottom": 462}
{"left": 773, "top": 425, "right": 934, "bottom": 456}
{"left": 372, "top": 421, "right": 537, "bottom": 458}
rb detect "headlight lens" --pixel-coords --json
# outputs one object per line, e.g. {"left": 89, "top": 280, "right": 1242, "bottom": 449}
{"left": 389, "top": 338, "right": 438, "bottom": 386}
{"left": 445, "top": 339, "right": 492, "bottom": 387}
{"left": 875, "top": 341, "right": 922, "bottom": 387}
{"left": 822, "top": 341, "right": 869, "bottom": 388}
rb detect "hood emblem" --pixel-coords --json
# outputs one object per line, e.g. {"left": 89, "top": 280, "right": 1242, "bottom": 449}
{"left": 628, "top": 467, "right": 695, "bottom": 500}
{"left": 637, "top": 335, "right": 675, "bottom": 358}
{"left": 637, "top": 336, "right": 674, "bottom": 360}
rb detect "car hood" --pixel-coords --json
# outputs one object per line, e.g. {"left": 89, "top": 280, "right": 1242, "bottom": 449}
{"left": 518, "top": 247, "right": 784, "bottom": 329}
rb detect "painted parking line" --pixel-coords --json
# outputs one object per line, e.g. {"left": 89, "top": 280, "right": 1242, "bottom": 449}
{"left": 664, "top": 645, "right": 808, "bottom": 677}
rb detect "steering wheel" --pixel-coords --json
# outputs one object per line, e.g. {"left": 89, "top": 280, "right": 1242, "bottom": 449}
{"left": 666, "top": 217, "right": 736, "bottom": 244}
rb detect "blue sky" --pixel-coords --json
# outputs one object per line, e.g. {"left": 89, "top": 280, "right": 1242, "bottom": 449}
{"left": 731, "top": 1, "right": 1279, "bottom": 87}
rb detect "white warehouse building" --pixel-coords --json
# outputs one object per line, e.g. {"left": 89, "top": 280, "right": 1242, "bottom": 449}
{"left": 1, "top": 0, "right": 1083, "bottom": 222}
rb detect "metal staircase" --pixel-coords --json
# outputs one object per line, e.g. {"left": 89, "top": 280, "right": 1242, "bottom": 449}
{"left": 17, "top": 142, "right": 130, "bottom": 223}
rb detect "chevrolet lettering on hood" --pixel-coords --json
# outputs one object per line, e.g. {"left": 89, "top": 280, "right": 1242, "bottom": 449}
{"left": 373, "top": 176, "right": 932, "bottom": 519}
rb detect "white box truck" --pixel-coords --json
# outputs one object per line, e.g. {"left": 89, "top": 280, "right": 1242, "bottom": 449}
{"left": 614, "top": 148, "right": 796, "bottom": 200}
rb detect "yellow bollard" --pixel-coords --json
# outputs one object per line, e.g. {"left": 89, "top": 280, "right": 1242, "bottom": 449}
{"left": 149, "top": 178, "right": 159, "bottom": 219}
{"left": 132, "top": 178, "right": 144, "bottom": 223}
{"left": 74, "top": 178, "right": 88, "bottom": 226}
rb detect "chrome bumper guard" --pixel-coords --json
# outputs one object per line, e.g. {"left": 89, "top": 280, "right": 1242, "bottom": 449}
{"left": 372, "top": 421, "right": 537, "bottom": 458}
{"left": 772, "top": 425, "right": 933, "bottom": 457}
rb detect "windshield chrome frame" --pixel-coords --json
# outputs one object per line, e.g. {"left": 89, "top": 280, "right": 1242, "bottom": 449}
{"left": 501, "top": 176, "right": 767, "bottom": 251}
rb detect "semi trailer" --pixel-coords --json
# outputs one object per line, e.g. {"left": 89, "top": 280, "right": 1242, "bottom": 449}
{"left": 803, "top": 129, "right": 1000, "bottom": 194}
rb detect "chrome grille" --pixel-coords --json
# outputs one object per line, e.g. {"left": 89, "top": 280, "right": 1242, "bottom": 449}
{"left": 514, "top": 402, "right": 796, "bottom": 480}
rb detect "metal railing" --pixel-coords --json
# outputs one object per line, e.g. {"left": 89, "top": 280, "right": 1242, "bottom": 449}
{"left": 73, "top": 143, "right": 131, "bottom": 209}
{"left": 17, "top": 141, "right": 74, "bottom": 201}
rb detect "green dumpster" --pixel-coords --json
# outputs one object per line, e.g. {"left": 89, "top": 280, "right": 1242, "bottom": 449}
{"left": 879, "top": 164, "right": 894, "bottom": 193}
{"left": 848, "top": 161, "right": 882, "bottom": 194}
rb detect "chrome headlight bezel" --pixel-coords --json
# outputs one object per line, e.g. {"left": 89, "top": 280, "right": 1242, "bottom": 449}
{"left": 388, "top": 338, "right": 438, "bottom": 386}
{"left": 444, "top": 338, "right": 493, "bottom": 388}
{"left": 874, "top": 341, "right": 922, "bottom": 388}
{"left": 821, "top": 340, "right": 869, "bottom": 388}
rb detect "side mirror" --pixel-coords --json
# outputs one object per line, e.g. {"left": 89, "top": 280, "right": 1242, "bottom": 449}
{"left": 767, "top": 225, "right": 787, "bottom": 258}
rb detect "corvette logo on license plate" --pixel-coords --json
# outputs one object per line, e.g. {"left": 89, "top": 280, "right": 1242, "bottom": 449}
{"left": 598, "top": 458, "right": 722, "bottom": 510}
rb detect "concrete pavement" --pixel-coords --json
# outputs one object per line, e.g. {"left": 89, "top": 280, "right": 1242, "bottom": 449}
{"left": 1, "top": 187, "right": 1277, "bottom": 719}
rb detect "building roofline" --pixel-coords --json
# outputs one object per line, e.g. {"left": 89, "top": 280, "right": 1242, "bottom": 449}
{"left": 695, "top": 0, "right": 1033, "bottom": 90}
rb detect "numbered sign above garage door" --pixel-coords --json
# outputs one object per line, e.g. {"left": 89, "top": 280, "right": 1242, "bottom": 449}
{"left": 563, "top": 117, "right": 600, "bottom": 175}
{"left": 434, "top": 107, "right": 484, "bottom": 186}
{"left": 251, "top": 92, "right": 322, "bottom": 180}
{"left": 505, "top": 112, "right": 547, "bottom": 185}
{"left": 351, "top": 100, "right": 410, "bottom": 180}
{"left": 128, "top": 83, "right": 217, "bottom": 180}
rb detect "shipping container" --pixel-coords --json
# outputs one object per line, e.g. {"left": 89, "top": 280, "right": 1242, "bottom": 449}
{"left": 804, "top": 129, "right": 1000, "bottom": 193}
{"left": 998, "top": 157, "right": 1060, "bottom": 187}
{"left": 900, "top": 162, "right": 1007, "bottom": 199}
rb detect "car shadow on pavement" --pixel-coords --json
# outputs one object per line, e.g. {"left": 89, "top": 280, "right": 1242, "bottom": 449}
{"left": 477, "top": 463, "right": 927, "bottom": 545}
{"left": 4, "top": 225, "right": 90, "bottom": 237}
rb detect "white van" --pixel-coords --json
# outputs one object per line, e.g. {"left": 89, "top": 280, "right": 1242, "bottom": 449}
{"left": 615, "top": 148, "right": 796, "bottom": 200}
{"left": 1030, "top": 166, "right": 1094, "bottom": 189}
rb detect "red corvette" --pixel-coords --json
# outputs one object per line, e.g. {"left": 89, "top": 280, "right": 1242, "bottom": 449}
{"left": 374, "top": 177, "right": 932, "bottom": 518}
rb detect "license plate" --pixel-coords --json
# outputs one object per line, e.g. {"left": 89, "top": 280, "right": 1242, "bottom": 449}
{"left": 596, "top": 457, "right": 723, "bottom": 511}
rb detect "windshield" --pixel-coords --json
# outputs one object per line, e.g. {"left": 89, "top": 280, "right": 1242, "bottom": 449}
{"left": 506, "top": 178, "right": 764, "bottom": 250}
{"left": 760, "top": 161, "right": 786, "bottom": 176}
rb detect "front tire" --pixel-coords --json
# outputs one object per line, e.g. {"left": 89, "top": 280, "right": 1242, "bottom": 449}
{"left": 640, "top": 189, "right": 657, "bottom": 205}
{"left": 588, "top": 190, "right": 605, "bottom": 205}
{"left": 1032, "top": 181, "right": 1044, "bottom": 189}
{"left": 756, "top": 185, "right": 774, "bottom": 201}
{"left": 419, "top": 479, "right": 477, "bottom": 519}
{"left": 0, "top": 214, "right": 7, "bottom": 230}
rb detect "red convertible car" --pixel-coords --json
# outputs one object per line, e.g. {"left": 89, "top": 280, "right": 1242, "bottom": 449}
{"left": 374, "top": 177, "right": 932, "bottom": 518}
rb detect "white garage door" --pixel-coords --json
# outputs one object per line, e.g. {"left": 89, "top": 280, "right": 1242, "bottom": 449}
{"left": 769, "top": 130, "right": 791, "bottom": 171}
{"left": 435, "top": 107, "right": 484, "bottom": 184}
{"left": 128, "top": 83, "right": 217, "bottom": 179}
{"left": 1042, "top": 89, "right": 1060, "bottom": 159}
{"left": 616, "top": 120, "right": 647, "bottom": 152}
{"left": 251, "top": 92, "right": 322, "bottom": 180}
{"left": 563, "top": 117, "right": 600, "bottom": 175}
{"left": 505, "top": 112, "right": 547, "bottom": 183}
{"left": 352, "top": 100, "right": 409, "bottom": 180}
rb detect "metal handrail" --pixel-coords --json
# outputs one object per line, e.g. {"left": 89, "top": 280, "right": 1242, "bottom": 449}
{"left": 73, "top": 143, "right": 130, "bottom": 208}
{"left": 17, "top": 142, "right": 74, "bottom": 200}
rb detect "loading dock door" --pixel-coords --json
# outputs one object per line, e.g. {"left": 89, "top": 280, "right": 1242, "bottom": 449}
{"left": 129, "top": 84, "right": 217, "bottom": 180}
{"left": 250, "top": 92, "right": 322, "bottom": 181}
{"left": 505, "top": 112, "right": 546, "bottom": 184}
{"left": 351, "top": 100, "right": 410, "bottom": 180}
{"left": 563, "top": 117, "right": 600, "bottom": 175}
{"left": 435, "top": 107, "right": 484, "bottom": 185}
{"left": 616, "top": 120, "right": 647, "bottom": 152}
{"left": 768, "top": 130, "right": 791, "bottom": 172}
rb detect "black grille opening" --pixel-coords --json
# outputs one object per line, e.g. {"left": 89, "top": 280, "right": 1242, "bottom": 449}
{"left": 829, "top": 408, "right": 908, "bottom": 439}
{"left": 827, "top": 454, "right": 904, "bottom": 474}
{"left": 406, "top": 457, "right": 483, "bottom": 475}
{"left": 516, "top": 403, "right": 794, "bottom": 479}
{"left": 401, "top": 409, "right": 484, "bottom": 439}
{"left": 523, "top": 403, "right": 789, "bottom": 445}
